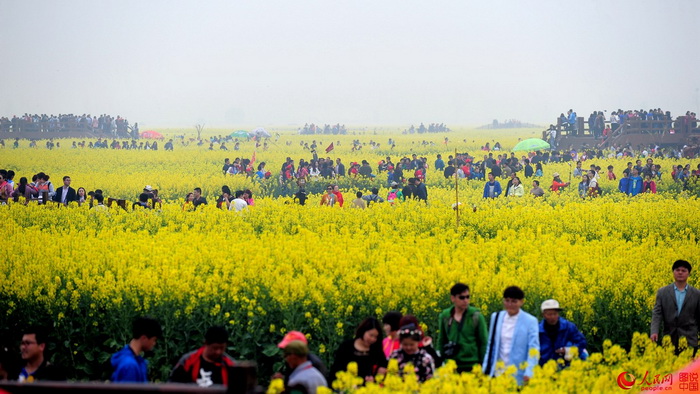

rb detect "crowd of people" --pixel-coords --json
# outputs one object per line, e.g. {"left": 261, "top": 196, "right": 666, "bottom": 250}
{"left": 2, "top": 259, "right": 694, "bottom": 392}
{"left": 1, "top": 147, "right": 698, "bottom": 208}
{"left": 440, "top": 148, "right": 699, "bottom": 199}
{"left": 557, "top": 108, "right": 698, "bottom": 137}
{"left": 3, "top": 137, "right": 175, "bottom": 151}
{"left": 297, "top": 123, "right": 349, "bottom": 135}
{"left": 0, "top": 113, "right": 138, "bottom": 138}
{"left": 483, "top": 119, "right": 536, "bottom": 129}
{"left": 402, "top": 123, "right": 450, "bottom": 134}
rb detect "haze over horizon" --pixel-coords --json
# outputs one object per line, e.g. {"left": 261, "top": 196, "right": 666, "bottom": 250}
{"left": 1, "top": 0, "right": 699, "bottom": 129}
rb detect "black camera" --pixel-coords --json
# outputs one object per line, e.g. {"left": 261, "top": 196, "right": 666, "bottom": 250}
{"left": 442, "top": 341, "right": 460, "bottom": 358}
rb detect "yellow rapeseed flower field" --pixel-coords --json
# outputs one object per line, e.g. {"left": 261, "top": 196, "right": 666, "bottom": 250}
{"left": 1, "top": 128, "right": 699, "bottom": 391}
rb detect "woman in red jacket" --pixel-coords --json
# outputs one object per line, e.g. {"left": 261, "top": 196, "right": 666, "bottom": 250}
{"left": 642, "top": 175, "right": 657, "bottom": 194}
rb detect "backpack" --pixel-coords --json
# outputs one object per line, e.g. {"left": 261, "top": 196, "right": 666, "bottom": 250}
{"left": 387, "top": 190, "right": 398, "bottom": 203}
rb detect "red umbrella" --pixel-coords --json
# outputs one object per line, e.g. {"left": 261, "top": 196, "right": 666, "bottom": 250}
{"left": 140, "top": 130, "right": 163, "bottom": 139}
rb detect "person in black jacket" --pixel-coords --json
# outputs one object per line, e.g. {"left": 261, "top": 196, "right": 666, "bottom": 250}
{"left": 393, "top": 166, "right": 404, "bottom": 184}
{"left": 504, "top": 173, "right": 516, "bottom": 197}
{"left": 524, "top": 159, "right": 534, "bottom": 178}
{"left": 52, "top": 176, "right": 76, "bottom": 205}
{"left": 415, "top": 178, "right": 428, "bottom": 202}
{"left": 402, "top": 178, "right": 417, "bottom": 200}
{"left": 330, "top": 318, "right": 387, "bottom": 384}
{"left": 444, "top": 161, "right": 456, "bottom": 179}
{"left": 18, "top": 327, "right": 65, "bottom": 382}
{"left": 335, "top": 158, "right": 346, "bottom": 177}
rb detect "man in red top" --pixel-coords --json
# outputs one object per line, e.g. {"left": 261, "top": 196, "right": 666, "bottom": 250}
{"left": 332, "top": 185, "right": 344, "bottom": 207}
{"left": 169, "top": 326, "right": 235, "bottom": 387}
{"left": 550, "top": 172, "right": 570, "bottom": 192}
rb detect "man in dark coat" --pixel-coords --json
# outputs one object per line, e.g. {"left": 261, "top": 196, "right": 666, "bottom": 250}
{"left": 651, "top": 259, "right": 700, "bottom": 352}
{"left": 52, "top": 176, "right": 76, "bottom": 205}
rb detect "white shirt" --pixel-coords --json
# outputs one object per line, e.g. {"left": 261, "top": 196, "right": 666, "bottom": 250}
{"left": 588, "top": 177, "right": 598, "bottom": 189}
{"left": 61, "top": 186, "right": 69, "bottom": 203}
{"left": 230, "top": 198, "right": 248, "bottom": 212}
{"left": 499, "top": 311, "right": 520, "bottom": 365}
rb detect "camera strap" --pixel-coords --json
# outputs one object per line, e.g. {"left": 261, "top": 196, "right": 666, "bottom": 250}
{"left": 485, "top": 311, "right": 501, "bottom": 375}
{"left": 449, "top": 309, "right": 467, "bottom": 343}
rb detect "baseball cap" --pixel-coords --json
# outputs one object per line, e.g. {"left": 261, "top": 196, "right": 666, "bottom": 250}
{"left": 541, "top": 299, "right": 563, "bottom": 312}
{"left": 283, "top": 340, "right": 309, "bottom": 357}
{"left": 390, "top": 181, "right": 399, "bottom": 187}
{"left": 552, "top": 173, "right": 560, "bottom": 178}
{"left": 278, "top": 331, "right": 307, "bottom": 348}
{"left": 144, "top": 185, "right": 153, "bottom": 191}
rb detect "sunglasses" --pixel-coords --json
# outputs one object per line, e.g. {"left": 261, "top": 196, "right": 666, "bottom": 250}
{"left": 457, "top": 295, "right": 470, "bottom": 300}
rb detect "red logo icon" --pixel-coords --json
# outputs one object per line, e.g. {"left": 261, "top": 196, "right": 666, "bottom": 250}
{"left": 617, "top": 372, "right": 636, "bottom": 390}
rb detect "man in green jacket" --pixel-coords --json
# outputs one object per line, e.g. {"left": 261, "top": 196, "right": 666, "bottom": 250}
{"left": 437, "top": 283, "right": 489, "bottom": 373}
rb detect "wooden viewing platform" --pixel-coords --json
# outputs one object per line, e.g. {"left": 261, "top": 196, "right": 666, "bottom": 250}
{"left": 552, "top": 116, "right": 699, "bottom": 151}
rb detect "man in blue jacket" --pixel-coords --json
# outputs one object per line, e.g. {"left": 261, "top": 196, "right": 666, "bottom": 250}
{"left": 111, "top": 317, "right": 162, "bottom": 383}
{"left": 483, "top": 172, "right": 502, "bottom": 198}
{"left": 567, "top": 109, "right": 577, "bottom": 133}
{"left": 618, "top": 171, "right": 630, "bottom": 194}
{"left": 538, "top": 300, "right": 588, "bottom": 366}
{"left": 434, "top": 154, "right": 445, "bottom": 171}
{"left": 628, "top": 169, "right": 644, "bottom": 196}
{"left": 483, "top": 286, "right": 539, "bottom": 385}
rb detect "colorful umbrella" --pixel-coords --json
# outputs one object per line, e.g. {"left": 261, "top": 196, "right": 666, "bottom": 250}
{"left": 229, "top": 130, "right": 249, "bottom": 138}
{"left": 250, "top": 127, "right": 271, "bottom": 138}
{"left": 140, "top": 130, "right": 163, "bottom": 139}
{"left": 512, "top": 138, "right": 550, "bottom": 152}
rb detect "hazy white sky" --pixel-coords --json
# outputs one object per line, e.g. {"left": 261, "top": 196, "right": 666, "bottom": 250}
{"left": 1, "top": 0, "right": 699, "bottom": 128}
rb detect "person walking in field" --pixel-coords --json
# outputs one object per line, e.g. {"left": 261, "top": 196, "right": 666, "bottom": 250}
{"left": 381, "top": 311, "right": 403, "bottom": 358}
{"left": 332, "top": 185, "right": 344, "bottom": 207}
{"left": 192, "top": 187, "right": 207, "bottom": 208}
{"left": 18, "top": 327, "right": 64, "bottom": 382}
{"left": 362, "top": 187, "right": 384, "bottom": 206}
{"left": 436, "top": 283, "right": 488, "bottom": 373}
{"left": 229, "top": 190, "right": 248, "bottom": 212}
{"left": 507, "top": 177, "right": 524, "bottom": 197}
{"left": 530, "top": 180, "right": 545, "bottom": 197}
{"left": 330, "top": 318, "right": 387, "bottom": 383}
{"left": 651, "top": 260, "right": 700, "bottom": 353}
{"left": 628, "top": 169, "right": 644, "bottom": 196}
{"left": 351, "top": 191, "right": 367, "bottom": 209}
{"left": 389, "top": 323, "right": 436, "bottom": 382}
{"left": 483, "top": 286, "right": 539, "bottom": 385}
{"left": 550, "top": 173, "right": 569, "bottom": 192}
{"left": 320, "top": 185, "right": 336, "bottom": 206}
{"left": 273, "top": 331, "right": 329, "bottom": 386}
{"left": 415, "top": 177, "right": 428, "bottom": 202}
{"left": 282, "top": 341, "right": 327, "bottom": 394}
{"left": 538, "top": 299, "right": 588, "bottom": 366}
{"left": 482, "top": 172, "right": 502, "bottom": 198}
{"left": 111, "top": 317, "right": 162, "bottom": 383}
{"left": 387, "top": 182, "right": 403, "bottom": 204}
{"left": 169, "top": 326, "right": 235, "bottom": 387}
